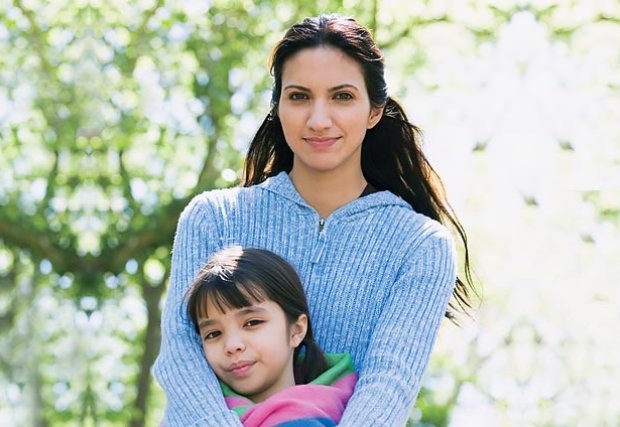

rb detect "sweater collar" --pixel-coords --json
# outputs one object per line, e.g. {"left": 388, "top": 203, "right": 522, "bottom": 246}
{"left": 259, "top": 171, "right": 410, "bottom": 219}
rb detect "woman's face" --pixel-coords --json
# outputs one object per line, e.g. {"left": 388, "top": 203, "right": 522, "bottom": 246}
{"left": 278, "top": 46, "right": 383, "bottom": 179}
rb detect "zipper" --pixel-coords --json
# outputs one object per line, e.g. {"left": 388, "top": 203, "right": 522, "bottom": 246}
{"left": 318, "top": 217, "right": 326, "bottom": 233}
{"left": 312, "top": 217, "right": 327, "bottom": 263}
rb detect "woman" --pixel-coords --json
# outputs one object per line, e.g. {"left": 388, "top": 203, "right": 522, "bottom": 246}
{"left": 154, "top": 14, "right": 475, "bottom": 426}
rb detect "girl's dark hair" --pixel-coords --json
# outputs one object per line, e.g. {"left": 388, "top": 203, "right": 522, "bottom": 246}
{"left": 241, "top": 15, "right": 477, "bottom": 321}
{"left": 186, "top": 246, "right": 328, "bottom": 385}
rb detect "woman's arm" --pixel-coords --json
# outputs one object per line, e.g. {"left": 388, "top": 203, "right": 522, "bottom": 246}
{"left": 338, "top": 227, "right": 457, "bottom": 426}
{"left": 152, "top": 195, "right": 243, "bottom": 426}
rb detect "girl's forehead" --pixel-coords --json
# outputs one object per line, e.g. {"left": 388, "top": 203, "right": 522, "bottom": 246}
{"left": 200, "top": 293, "right": 262, "bottom": 317}
{"left": 196, "top": 279, "right": 266, "bottom": 316}
{"left": 199, "top": 299, "right": 283, "bottom": 322}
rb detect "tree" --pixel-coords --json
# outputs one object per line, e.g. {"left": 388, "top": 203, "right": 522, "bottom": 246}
{"left": 3, "top": 1, "right": 617, "bottom": 426}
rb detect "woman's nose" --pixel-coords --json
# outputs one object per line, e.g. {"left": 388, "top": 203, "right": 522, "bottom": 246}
{"left": 307, "top": 102, "right": 333, "bottom": 131}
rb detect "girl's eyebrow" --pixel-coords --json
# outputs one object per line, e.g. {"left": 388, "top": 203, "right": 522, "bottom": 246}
{"left": 198, "top": 306, "right": 267, "bottom": 329}
{"left": 198, "top": 319, "right": 215, "bottom": 329}
{"left": 283, "top": 84, "right": 359, "bottom": 93}
{"left": 236, "top": 306, "right": 267, "bottom": 317}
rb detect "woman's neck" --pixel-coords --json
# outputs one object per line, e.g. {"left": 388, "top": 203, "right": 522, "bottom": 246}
{"left": 288, "top": 168, "right": 367, "bottom": 218}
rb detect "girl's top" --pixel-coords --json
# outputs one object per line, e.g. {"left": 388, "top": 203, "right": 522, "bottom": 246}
{"left": 153, "top": 171, "right": 457, "bottom": 426}
{"left": 223, "top": 353, "right": 356, "bottom": 427}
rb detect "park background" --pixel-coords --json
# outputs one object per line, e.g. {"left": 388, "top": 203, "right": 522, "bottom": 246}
{"left": 1, "top": 0, "right": 619, "bottom": 426}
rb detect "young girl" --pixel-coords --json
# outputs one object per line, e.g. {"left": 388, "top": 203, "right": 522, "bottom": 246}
{"left": 154, "top": 14, "right": 476, "bottom": 426}
{"left": 186, "top": 246, "right": 356, "bottom": 427}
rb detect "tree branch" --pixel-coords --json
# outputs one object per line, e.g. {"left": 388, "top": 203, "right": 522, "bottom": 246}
{"left": 0, "top": 194, "right": 185, "bottom": 279}
{"left": 195, "top": 133, "right": 220, "bottom": 192}
{"left": 118, "top": 148, "right": 139, "bottom": 212}
{"left": 12, "top": 0, "right": 55, "bottom": 77}
{"left": 37, "top": 150, "right": 60, "bottom": 217}
{"left": 380, "top": 16, "right": 451, "bottom": 50}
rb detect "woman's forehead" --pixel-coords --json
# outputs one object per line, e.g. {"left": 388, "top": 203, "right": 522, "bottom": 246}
{"left": 281, "top": 46, "right": 364, "bottom": 87}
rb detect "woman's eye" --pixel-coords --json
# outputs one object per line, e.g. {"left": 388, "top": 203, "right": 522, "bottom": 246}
{"left": 289, "top": 92, "right": 308, "bottom": 101}
{"left": 244, "top": 319, "right": 264, "bottom": 328}
{"left": 204, "top": 330, "right": 221, "bottom": 340}
{"left": 334, "top": 92, "right": 353, "bottom": 100}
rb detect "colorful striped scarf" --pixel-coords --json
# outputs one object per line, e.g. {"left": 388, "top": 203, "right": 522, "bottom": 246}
{"left": 222, "top": 353, "right": 357, "bottom": 427}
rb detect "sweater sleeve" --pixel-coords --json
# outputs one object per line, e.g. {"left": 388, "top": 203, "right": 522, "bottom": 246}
{"left": 152, "top": 195, "right": 243, "bottom": 426}
{"left": 338, "top": 227, "right": 457, "bottom": 426}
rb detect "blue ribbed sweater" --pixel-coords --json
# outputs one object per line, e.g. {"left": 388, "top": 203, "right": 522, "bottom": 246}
{"left": 153, "top": 171, "right": 457, "bottom": 426}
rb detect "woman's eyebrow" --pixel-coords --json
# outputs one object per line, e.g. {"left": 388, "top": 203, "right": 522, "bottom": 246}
{"left": 283, "top": 84, "right": 310, "bottom": 92}
{"left": 328, "top": 84, "right": 359, "bottom": 92}
{"left": 283, "top": 83, "right": 359, "bottom": 92}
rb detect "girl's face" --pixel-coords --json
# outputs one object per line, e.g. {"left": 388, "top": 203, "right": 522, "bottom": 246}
{"left": 278, "top": 46, "right": 383, "bottom": 179}
{"left": 197, "top": 298, "right": 307, "bottom": 402}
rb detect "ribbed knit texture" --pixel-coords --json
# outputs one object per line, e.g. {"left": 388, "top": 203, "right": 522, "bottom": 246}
{"left": 152, "top": 172, "right": 457, "bottom": 426}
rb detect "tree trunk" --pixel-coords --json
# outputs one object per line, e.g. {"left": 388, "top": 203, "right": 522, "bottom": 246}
{"left": 129, "top": 279, "right": 165, "bottom": 427}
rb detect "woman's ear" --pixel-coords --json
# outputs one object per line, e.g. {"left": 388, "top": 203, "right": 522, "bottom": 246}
{"left": 289, "top": 314, "right": 308, "bottom": 348}
{"left": 367, "top": 106, "right": 384, "bottom": 129}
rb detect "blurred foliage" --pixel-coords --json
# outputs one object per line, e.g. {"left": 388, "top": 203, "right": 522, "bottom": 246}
{"left": 1, "top": 0, "right": 619, "bottom": 426}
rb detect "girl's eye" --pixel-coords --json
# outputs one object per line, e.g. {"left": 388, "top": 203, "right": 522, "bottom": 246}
{"left": 244, "top": 319, "right": 264, "bottom": 328}
{"left": 203, "top": 330, "right": 221, "bottom": 340}
{"left": 289, "top": 92, "right": 308, "bottom": 101}
{"left": 334, "top": 92, "right": 353, "bottom": 100}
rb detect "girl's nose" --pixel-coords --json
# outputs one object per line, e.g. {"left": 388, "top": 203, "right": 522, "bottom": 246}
{"left": 307, "top": 102, "right": 333, "bottom": 131}
{"left": 224, "top": 333, "right": 246, "bottom": 355}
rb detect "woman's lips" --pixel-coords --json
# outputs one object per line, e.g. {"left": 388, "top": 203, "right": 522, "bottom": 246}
{"left": 304, "top": 136, "right": 340, "bottom": 149}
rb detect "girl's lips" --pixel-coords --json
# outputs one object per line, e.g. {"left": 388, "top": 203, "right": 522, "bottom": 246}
{"left": 227, "top": 361, "right": 255, "bottom": 377}
{"left": 304, "top": 137, "right": 340, "bottom": 149}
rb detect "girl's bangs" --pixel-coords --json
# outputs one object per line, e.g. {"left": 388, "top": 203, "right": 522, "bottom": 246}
{"left": 196, "top": 277, "right": 266, "bottom": 318}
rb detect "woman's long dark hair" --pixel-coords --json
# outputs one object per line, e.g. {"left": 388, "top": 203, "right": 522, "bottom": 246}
{"left": 241, "top": 15, "right": 477, "bottom": 321}
{"left": 186, "top": 246, "right": 328, "bottom": 385}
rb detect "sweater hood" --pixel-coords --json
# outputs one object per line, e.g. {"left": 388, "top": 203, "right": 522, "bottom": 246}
{"left": 258, "top": 172, "right": 410, "bottom": 221}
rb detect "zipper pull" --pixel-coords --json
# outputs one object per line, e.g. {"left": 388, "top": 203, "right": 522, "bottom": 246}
{"left": 313, "top": 218, "right": 327, "bottom": 263}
